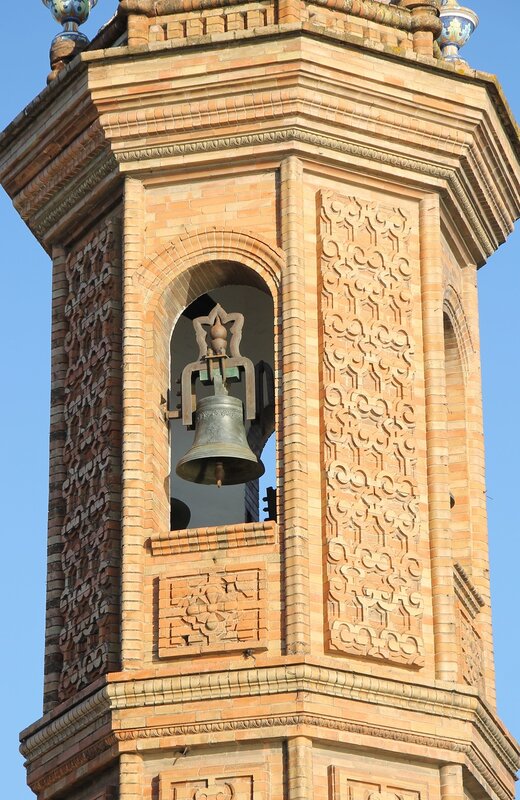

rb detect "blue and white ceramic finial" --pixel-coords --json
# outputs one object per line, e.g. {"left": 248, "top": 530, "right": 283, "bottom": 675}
{"left": 42, "top": 0, "right": 99, "bottom": 49}
{"left": 438, "top": 0, "right": 479, "bottom": 64}
{"left": 42, "top": 1, "right": 99, "bottom": 82}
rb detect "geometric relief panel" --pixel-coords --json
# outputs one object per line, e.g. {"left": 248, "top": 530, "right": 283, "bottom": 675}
{"left": 58, "top": 218, "right": 122, "bottom": 701}
{"left": 458, "top": 605, "right": 484, "bottom": 692}
{"left": 159, "top": 774, "right": 254, "bottom": 800}
{"left": 329, "top": 769, "right": 422, "bottom": 800}
{"left": 319, "top": 191, "right": 424, "bottom": 667}
{"left": 158, "top": 568, "right": 267, "bottom": 657}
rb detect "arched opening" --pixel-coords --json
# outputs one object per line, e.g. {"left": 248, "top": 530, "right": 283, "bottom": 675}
{"left": 444, "top": 312, "right": 470, "bottom": 565}
{"left": 169, "top": 280, "right": 276, "bottom": 530}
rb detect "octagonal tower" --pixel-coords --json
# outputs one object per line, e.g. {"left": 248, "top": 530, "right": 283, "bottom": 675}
{"left": 1, "top": 1, "right": 519, "bottom": 799}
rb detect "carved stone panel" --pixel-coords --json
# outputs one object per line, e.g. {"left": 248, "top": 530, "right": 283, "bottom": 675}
{"left": 58, "top": 217, "right": 122, "bottom": 701}
{"left": 329, "top": 769, "right": 422, "bottom": 800}
{"left": 319, "top": 190, "right": 424, "bottom": 667}
{"left": 453, "top": 563, "right": 484, "bottom": 690}
{"left": 159, "top": 773, "right": 254, "bottom": 800}
{"left": 158, "top": 568, "right": 267, "bottom": 657}
{"left": 458, "top": 605, "right": 484, "bottom": 691}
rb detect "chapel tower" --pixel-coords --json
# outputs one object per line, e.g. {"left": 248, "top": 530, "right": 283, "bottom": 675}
{"left": 1, "top": 1, "right": 519, "bottom": 799}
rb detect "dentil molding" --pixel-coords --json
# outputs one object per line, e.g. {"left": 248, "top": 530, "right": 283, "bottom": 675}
{"left": 20, "top": 663, "right": 520, "bottom": 775}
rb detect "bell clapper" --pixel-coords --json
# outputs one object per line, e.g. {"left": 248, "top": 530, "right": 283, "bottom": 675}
{"left": 215, "top": 461, "right": 225, "bottom": 488}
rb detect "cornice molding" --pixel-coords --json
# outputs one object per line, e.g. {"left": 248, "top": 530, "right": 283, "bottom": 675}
{"left": 0, "top": 62, "right": 90, "bottom": 171}
{"left": 20, "top": 685, "right": 111, "bottom": 759}
{"left": 15, "top": 123, "right": 106, "bottom": 219}
{"left": 115, "top": 127, "right": 494, "bottom": 257}
{"left": 106, "top": 664, "right": 476, "bottom": 714}
{"left": 77, "top": 21, "right": 520, "bottom": 165}
{"left": 30, "top": 735, "right": 117, "bottom": 794}
{"left": 23, "top": 663, "right": 518, "bottom": 771}
{"left": 118, "top": 0, "right": 414, "bottom": 33}
{"left": 31, "top": 152, "right": 118, "bottom": 239}
{"left": 2, "top": 21, "right": 519, "bottom": 188}
{"left": 102, "top": 664, "right": 520, "bottom": 769}
{"left": 1, "top": 28, "right": 516, "bottom": 258}
{"left": 454, "top": 562, "right": 486, "bottom": 620}
{"left": 24, "top": 708, "right": 516, "bottom": 800}
{"left": 98, "top": 75, "right": 465, "bottom": 154}
{"left": 12, "top": 118, "right": 507, "bottom": 259}
{"left": 112, "top": 714, "right": 512, "bottom": 800}
{"left": 19, "top": 660, "right": 520, "bottom": 800}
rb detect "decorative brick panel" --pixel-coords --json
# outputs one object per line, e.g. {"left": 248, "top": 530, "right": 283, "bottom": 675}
{"left": 57, "top": 216, "right": 122, "bottom": 701}
{"left": 319, "top": 190, "right": 424, "bottom": 667}
{"left": 329, "top": 769, "right": 422, "bottom": 800}
{"left": 158, "top": 567, "right": 267, "bottom": 657}
{"left": 458, "top": 605, "right": 484, "bottom": 691}
{"left": 159, "top": 773, "right": 254, "bottom": 800}
{"left": 453, "top": 563, "right": 484, "bottom": 690}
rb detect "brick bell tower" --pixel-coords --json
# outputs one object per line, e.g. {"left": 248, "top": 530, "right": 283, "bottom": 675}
{"left": 1, "top": 0, "right": 519, "bottom": 798}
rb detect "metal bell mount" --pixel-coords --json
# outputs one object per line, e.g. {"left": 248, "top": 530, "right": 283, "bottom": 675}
{"left": 171, "top": 304, "right": 265, "bottom": 487}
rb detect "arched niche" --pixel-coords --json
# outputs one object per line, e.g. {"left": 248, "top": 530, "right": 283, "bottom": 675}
{"left": 169, "top": 267, "right": 276, "bottom": 530}
{"left": 444, "top": 311, "right": 470, "bottom": 566}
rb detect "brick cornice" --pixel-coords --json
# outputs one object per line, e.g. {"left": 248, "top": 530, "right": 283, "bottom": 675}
{"left": 104, "top": 664, "right": 520, "bottom": 767}
{"left": 80, "top": 22, "right": 519, "bottom": 160}
{"left": 118, "top": 0, "right": 414, "bottom": 32}
{"left": 112, "top": 717, "right": 513, "bottom": 800}
{"left": 20, "top": 685, "right": 112, "bottom": 759}
{"left": 14, "top": 122, "right": 106, "bottom": 218}
{"left": 1, "top": 20, "right": 518, "bottom": 178}
{"left": 1, "top": 26, "right": 518, "bottom": 261}
{"left": 20, "top": 663, "right": 520, "bottom": 778}
{"left": 10, "top": 124, "right": 505, "bottom": 261}
{"left": 150, "top": 520, "right": 278, "bottom": 555}
{"left": 32, "top": 151, "right": 119, "bottom": 241}
{"left": 25, "top": 714, "right": 514, "bottom": 800}
{"left": 117, "top": 127, "right": 495, "bottom": 259}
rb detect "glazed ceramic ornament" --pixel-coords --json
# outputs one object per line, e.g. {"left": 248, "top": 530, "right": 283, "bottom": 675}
{"left": 438, "top": 0, "right": 478, "bottom": 64}
{"left": 42, "top": 0, "right": 99, "bottom": 48}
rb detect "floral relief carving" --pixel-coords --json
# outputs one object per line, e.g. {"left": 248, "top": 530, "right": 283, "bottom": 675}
{"left": 58, "top": 218, "right": 122, "bottom": 701}
{"left": 158, "top": 569, "right": 267, "bottom": 657}
{"left": 319, "top": 191, "right": 424, "bottom": 667}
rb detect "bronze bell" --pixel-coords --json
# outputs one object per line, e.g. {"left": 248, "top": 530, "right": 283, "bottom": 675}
{"left": 176, "top": 394, "right": 264, "bottom": 486}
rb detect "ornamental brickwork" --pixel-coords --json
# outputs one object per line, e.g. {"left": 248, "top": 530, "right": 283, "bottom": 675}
{"left": 57, "top": 218, "right": 123, "bottom": 703}
{"left": 319, "top": 192, "right": 424, "bottom": 668}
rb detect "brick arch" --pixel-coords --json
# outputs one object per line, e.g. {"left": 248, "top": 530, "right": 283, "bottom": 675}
{"left": 136, "top": 227, "right": 283, "bottom": 309}
{"left": 443, "top": 284, "right": 472, "bottom": 568}
{"left": 443, "top": 284, "right": 473, "bottom": 380}
{"left": 120, "top": 228, "right": 285, "bottom": 667}
{"left": 128, "top": 227, "right": 284, "bottom": 538}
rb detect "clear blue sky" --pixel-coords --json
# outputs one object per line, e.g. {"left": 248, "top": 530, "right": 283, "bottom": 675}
{"left": 0, "top": 2, "right": 518, "bottom": 797}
